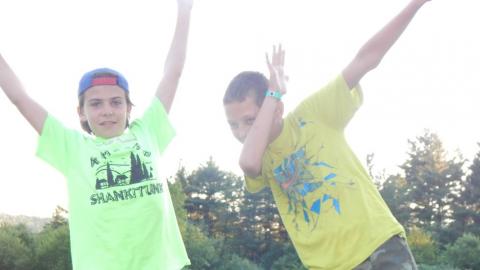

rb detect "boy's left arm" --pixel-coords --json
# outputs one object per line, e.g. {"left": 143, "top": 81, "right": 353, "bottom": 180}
{"left": 155, "top": 0, "right": 192, "bottom": 113}
{"left": 342, "top": 0, "right": 432, "bottom": 89}
{"left": 239, "top": 46, "right": 287, "bottom": 178}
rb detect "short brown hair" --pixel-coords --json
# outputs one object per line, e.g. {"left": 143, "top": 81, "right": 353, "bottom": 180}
{"left": 223, "top": 71, "right": 268, "bottom": 106}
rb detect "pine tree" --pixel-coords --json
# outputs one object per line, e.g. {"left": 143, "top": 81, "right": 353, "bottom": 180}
{"left": 400, "top": 131, "right": 464, "bottom": 241}
{"left": 130, "top": 152, "right": 140, "bottom": 183}
{"left": 106, "top": 162, "right": 115, "bottom": 187}
{"left": 452, "top": 144, "right": 480, "bottom": 237}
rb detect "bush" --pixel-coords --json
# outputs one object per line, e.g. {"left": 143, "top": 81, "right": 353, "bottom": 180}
{"left": 407, "top": 227, "right": 438, "bottom": 265}
{"left": 0, "top": 224, "right": 35, "bottom": 270}
{"left": 216, "top": 254, "right": 263, "bottom": 270}
{"left": 182, "top": 223, "right": 219, "bottom": 270}
{"left": 418, "top": 264, "right": 460, "bottom": 270}
{"left": 442, "top": 233, "right": 480, "bottom": 270}
{"left": 34, "top": 224, "right": 72, "bottom": 270}
{"left": 269, "top": 243, "right": 306, "bottom": 270}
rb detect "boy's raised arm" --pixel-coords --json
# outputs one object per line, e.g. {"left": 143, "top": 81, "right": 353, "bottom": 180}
{"left": 0, "top": 54, "right": 47, "bottom": 134}
{"left": 342, "top": 0, "right": 432, "bottom": 89}
{"left": 239, "top": 46, "right": 287, "bottom": 178}
{"left": 155, "top": 0, "right": 193, "bottom": 113}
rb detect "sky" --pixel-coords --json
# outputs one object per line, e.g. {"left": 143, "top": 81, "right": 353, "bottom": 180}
{"left": 0, "top": 0, "right": 479, "bottom": 217}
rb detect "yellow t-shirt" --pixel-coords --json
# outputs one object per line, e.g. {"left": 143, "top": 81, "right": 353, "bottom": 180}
{"left": 246, "top": 75, "right": 404, "bottom": 270}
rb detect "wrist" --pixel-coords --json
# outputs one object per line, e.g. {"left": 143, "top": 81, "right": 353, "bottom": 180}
{"left": 265, "top": 89, "right": 282, "bottom": 101}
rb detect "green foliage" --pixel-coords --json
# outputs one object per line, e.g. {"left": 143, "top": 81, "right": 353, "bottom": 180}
{"left": 365, "top": 130, "right": 480, "bottom": 267}
{"left": 215, "top": 254, "right": 263, "bottom": 270}
{"left": 182, "top": 223, "right": 220, "bottom": 270}
{"left": 401, "top": 131, "right": 465, "bottom": 233}
{"left": 269, "top": 243, "right": 307, "bottom": 270}
{"left": 452, "top": 145, "right": 480, "bottom": 237}
{"left": 34, "top": 224, "right": 71, "bottom": 270}
{"left": 0, "top": 224, "right": 35, "bottom": 270}
{"left": 43, "top": 206, "right": 68, "bottom": 230}
{"left": 418, "top": 264, "right": 460, "bottom": 270}
{"left": 407, "top": 227, "right": 438, "bottom": 265}
{"left": 169, "top": 174, "right": 189, "bottom": 233}
{"left": 181, "top": 158, "right": 244, "bottom": 238}
{"left": 442, "top": 233, "right": 480, "bottom": 270}
{"left": 3, "top": 133, "right": 480, "bottom": 269}
{"left": 379, "top": 174, "right": 411, "bottom": 225}
{"left": 0, "top": 208, "right": 71, "bottom": 270}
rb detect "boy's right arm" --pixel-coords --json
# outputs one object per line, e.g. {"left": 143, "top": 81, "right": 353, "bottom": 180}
{"left": 0, "top": 54, "right": 47, "bottom": 134}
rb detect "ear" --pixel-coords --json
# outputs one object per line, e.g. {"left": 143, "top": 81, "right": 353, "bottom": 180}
{"left": 126, "top": 103, "right": 132, "bottom": 118}
{"left": 77, "top": 106, "right": 87, "bottom": 121}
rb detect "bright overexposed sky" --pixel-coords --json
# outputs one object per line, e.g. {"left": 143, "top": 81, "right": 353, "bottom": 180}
{"left": 1, "top": 0, "right": 479, "bottom": 217}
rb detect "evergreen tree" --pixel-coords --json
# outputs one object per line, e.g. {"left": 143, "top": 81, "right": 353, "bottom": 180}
{"left": 43, "top": 206, "right": 68, "bottom": 230}
{"left": 378, "top": 174, "right": 411, "bottom": 227}
{"left": 106, "top": 162, "right": 115, "bottom": 187}
{"left": 182, "top": 158, "right": 243, "bottom": 239}
{"left": 142, "top": 163, "right": 149, "bottom": 180}
{"left": 451, "top": 144, "right": 480, "bottom": 238}
{"left": 35, "top": 224, "right": 72, "bottom": 270}
{"left": 168, "top": 176, "right": 188, "bottom": 233}
{"left": 237, "top": 189, "right": 288, "bottom": 266}
{"left": 400, "top": 131, "right": 464, "bottom": 243}
{"left": 0, "top": 224, "right": 35, "bottom": 270}
{"left": 130, "top": 152, "right": 140, "bottom": 183}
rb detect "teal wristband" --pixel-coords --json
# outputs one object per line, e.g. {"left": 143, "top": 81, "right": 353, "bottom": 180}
{"left": 265, "top": 90, "right": 282, "bottom": 100}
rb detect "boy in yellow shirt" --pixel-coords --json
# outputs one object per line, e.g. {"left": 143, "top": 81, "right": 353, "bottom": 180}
{"left": 223, "top": 0, "right": 433, "bottom": 269}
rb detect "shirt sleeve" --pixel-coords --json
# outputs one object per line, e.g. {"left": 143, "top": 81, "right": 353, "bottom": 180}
{"left": 130, "top": 98, "right": 176, "bottom": 154}
{"left": 293, "top": 74, "right": 363, "bottom": 131}
{"left": 244, "top": 174, "right": 269, "bottom": 193}
{"left": 36, "top": 115, "right": 81, "bottom": 174}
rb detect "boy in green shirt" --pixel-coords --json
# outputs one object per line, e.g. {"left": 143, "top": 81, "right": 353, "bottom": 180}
{"left": 223, "top": 0, "right": 433, "bottom": 269}
{"left": 0, "top": 0, "right": 193, "bottom": 269}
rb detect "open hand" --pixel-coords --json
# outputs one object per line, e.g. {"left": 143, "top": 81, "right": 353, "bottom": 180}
{"left": 266, "top": 44, "right": 287, "bottom": 95}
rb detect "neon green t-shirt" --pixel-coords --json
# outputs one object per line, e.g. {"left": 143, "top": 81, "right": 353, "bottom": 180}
{"left": 246, "top": 75, "right": 404, "bottom": 270}
{"left": 37, "top": 98, "right": 190, "bottom": 270}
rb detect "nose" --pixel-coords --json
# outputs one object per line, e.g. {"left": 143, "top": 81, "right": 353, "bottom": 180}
{"left": 102, "top": 107, "right": 114, "bottom": 117}
{"left": 234, "top": 126, "right": 248, "bottom": 143}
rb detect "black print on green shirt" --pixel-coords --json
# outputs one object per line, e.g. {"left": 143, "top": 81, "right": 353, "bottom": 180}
{"left": 89, "top": 141, "right": 156, "bottom": 190}
{"left": 88, "top": 142, "right": 164, "bottom": 205}
{"left": 90, "top": 182, "right": 163, "bottom": 205}
{"left": 93, "top": 151, "right": 154, "bottom": 190}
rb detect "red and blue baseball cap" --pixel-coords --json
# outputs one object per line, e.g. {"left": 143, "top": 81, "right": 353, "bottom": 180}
{"left": 78, "top": 67, "right": 129, "bottom": 96}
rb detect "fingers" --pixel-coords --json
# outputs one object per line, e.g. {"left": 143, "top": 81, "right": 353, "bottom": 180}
{"left": 265, "top": 44, "right": 288, "bottom": 95}
{"left": 265, "top": 52, "right": 274, "bottom": 73}
{"left": 270, "top": 44, "right": 285, "bottom": 67}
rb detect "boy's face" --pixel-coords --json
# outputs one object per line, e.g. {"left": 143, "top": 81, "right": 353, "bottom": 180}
{"left": 224, "top": 95, "right": 260, "bottom": 143}
{"left": 78, "top": 85, "right": 131, "bottom": 139}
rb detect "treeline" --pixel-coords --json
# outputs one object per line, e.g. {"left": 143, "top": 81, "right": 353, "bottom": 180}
{"left": 1, "top": 130, "right": 480, "bottom": 270}
{"left": 0, "top": 207, "right": 70, "bottom": 270}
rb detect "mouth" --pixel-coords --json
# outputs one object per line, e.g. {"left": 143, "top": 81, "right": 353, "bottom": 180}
{"left": 100, "top": 121, "right": 117, "bottom": 126}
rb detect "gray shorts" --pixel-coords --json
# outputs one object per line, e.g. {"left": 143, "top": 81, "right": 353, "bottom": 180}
{"left": 353, "top": 235, "right": 418, "bottom": 270}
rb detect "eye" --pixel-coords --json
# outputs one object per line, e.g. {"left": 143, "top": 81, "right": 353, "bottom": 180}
{"left": 89, "top": 101, "right": 101, "bottom": 107}
{"left": 245, "top": 118, "right": 255, "bottom": 125}
{"left": 111, "top": 99, "right": 123, "bottom": 107}
{"left": 228, "top": 122, "right": 239, "bottom": 130}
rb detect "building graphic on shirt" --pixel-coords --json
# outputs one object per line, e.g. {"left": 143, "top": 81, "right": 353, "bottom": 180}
{"left": 92, "top": 143, "right": 155, "bottom": 190}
